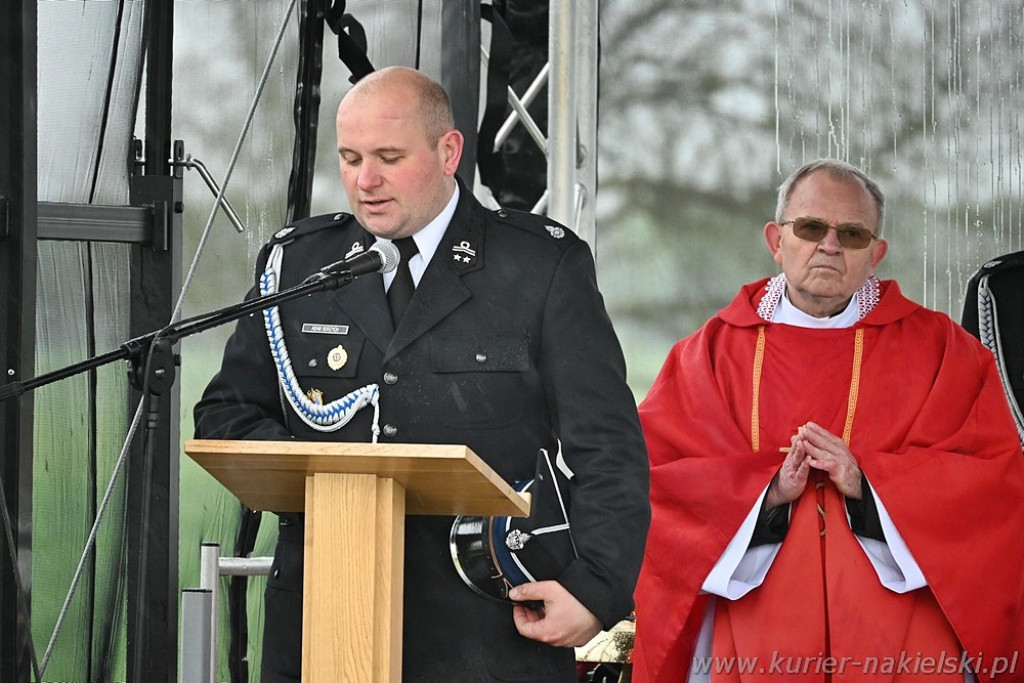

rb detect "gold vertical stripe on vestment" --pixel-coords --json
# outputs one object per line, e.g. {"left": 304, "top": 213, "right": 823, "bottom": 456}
{"left": 751, "top": 326, "right": 767, "bottom": 452}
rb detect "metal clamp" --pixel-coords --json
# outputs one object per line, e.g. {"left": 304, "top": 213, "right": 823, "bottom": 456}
{"left": 170, "top": 154, "right": 246, "bottom": 234}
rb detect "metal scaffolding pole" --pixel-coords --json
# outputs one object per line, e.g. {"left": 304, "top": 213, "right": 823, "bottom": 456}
{"left": 575, "top": 3, "right": 599, "bottom": 247}
{"left": 547, "top": 1, "right": 579, "bottom": 232}
{"left": 547, "top": 1, "right": 598, "bottom": 248}
{"left": 0, "top": 1, "right": 38, "bottom": 681}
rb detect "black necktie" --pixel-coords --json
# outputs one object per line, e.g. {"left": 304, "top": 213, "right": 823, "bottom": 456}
{"left": 387, "top": 237, "right": 419, "bottom": 326}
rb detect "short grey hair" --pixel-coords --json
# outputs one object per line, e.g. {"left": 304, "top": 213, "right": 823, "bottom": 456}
{"left": 774, "top": 159, "right": 886, "bottom": 237}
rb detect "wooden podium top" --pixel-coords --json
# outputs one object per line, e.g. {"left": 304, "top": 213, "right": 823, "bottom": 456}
{"left": 184, "top": 439, "right": 530, "bottom": 516}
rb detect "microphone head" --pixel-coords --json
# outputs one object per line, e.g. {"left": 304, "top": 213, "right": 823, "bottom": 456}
{"left": 371, "top": 240, "right": 401, "bottom": 274}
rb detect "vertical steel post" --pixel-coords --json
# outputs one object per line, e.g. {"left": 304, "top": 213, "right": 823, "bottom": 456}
{"left": 199, "top": 543, "right": 220, "bottom": 683}
{"left": 179, "top": 590, "right": 213, "bottom": 683}
{"left": 548, "top": 1, "right": 579, "bottom": 231}
{"left": 0, "top": 1, "right": 38, "bottom": 681}
{"left": 575, "top": 3, "right": 599, "bottom": 247}
{"left": 126, "top": 2, "right": 181, "bottom": 681}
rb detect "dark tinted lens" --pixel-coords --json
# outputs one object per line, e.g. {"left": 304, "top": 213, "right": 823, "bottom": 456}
{"left": 836, "top": 227, "right": 874, "bottom": 249}
{"left": 790, "top": 218, "right": 875, "bottom": 249}
{"left": 791, "top": 218, "right": 830, "bottom": 242}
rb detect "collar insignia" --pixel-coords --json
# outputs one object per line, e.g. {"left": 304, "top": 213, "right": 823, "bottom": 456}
{"left": 452, "top": 240, "right": 477, "bottom": 264}
{"left": 545, "top": 225, "right": 565, "bottom": 239}
{"left": 344, "top": 241, "right": 365, "bottom": 259}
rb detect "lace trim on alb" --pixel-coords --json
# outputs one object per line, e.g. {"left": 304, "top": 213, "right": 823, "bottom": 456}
{"left": 756, "top": 274, "right": 881, "bottom": 322}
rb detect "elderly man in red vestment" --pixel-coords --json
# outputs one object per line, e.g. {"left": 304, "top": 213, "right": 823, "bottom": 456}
{"left": 632, "top": 159, "right": 1024, "bottom": 683}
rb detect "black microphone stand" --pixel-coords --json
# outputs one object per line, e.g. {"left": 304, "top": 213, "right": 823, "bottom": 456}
{"left": 0, "top": 265, "right": 367, "bottom": 683}
{"left": 0, "top": 266, "right": 366, "bottom": 404}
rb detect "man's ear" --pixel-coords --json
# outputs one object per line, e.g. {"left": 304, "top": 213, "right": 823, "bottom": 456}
{"left": 439, "top": 129, "right": 464, "bottom": 176}
{"left": 869, "top": 237, "right": 889, "bottom": 269}
{"left": 764, "top": 222, "right": 784, "bottom": 265}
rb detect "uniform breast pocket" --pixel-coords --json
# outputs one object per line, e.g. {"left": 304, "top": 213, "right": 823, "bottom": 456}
{"left": 287, "top": 333, "right": 368, "bottom": 397}
{"left": 430, "top": 334, "right": 532, "bottom": 428}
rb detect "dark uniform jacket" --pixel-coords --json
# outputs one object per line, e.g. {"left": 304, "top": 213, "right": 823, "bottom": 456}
{"left": 961, "top": 249, "right": 1024, "bottom": 434}
{"left": 193, "top": 184, "right": 650, "bottom": 682}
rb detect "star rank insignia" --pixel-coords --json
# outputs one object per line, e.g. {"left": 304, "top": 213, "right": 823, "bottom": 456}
{"left": 452, "top": 240, "right": 477, "bottom": 264}
{"left": 545, "top": 225, "right": 566, "bottom": 239}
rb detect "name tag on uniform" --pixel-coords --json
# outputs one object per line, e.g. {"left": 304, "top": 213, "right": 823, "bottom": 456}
{"left": 301, "top": 323, "right": 349, "bottom": 335}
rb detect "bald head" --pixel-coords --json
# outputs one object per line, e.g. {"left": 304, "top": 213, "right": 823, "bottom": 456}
{"left": 340, "top": 66, "right": 455, "bottom": 146}
{"left": 333, "top": 66, "right": 464, "bottom": 239}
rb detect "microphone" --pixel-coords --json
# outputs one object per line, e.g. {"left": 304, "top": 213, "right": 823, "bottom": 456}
{"left": 305, "top": 240, "right": 401, "bottom": 284}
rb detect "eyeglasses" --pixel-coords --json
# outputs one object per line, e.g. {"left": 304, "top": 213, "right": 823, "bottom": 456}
{"left": 780, "top": 217, "right": 879, "bottom": 250}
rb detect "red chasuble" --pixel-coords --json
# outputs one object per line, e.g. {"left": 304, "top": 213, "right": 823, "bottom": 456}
{"left": 632, "top": 279, "right": 1024, "bottom": 683}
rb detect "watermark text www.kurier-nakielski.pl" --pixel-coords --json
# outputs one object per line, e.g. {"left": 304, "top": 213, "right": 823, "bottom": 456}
{"left": 691, "top": 651, "right": 1020, "bottom": 678}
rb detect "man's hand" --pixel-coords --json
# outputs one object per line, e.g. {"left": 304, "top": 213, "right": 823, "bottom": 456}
{"left": 797, "top": 421, "right": 862, "bottom": 499}
{"left": 507, "top": 581, "right": 602, "bottom": 648}
{"left": 766, "top": 433, "right": 812, "bottom": 508}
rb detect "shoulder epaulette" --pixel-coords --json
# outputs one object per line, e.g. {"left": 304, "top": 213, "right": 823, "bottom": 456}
{"left": 492, "top": 207, "right": 579, "bottom": 247}
{"left": 974, "top": 249, "right": 1024, "bottom": 277}
{"left": 268, "top": 211, "right": 355, "bottom": 246}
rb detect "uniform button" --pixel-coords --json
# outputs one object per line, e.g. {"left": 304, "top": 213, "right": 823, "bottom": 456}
{"left": 382, "top": 424, "right": 398, "bottom": 437}
{"left": 308, "top": 359, "right": 318, "bottom": 368}
{"left": 497, "top": 209, "right": 508, "bottom": 218}
{"left": 475, "top": 353, "right": 487, "bottom": 363}
{"left": 383, "top": 371, "right": 398, "bottom": 385}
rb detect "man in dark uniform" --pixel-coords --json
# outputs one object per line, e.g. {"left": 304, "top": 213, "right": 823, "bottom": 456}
{"left": 193, "top": 66, "right": 649, "bottom": 682}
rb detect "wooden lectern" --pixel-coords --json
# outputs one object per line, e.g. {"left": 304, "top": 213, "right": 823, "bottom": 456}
{"left": 184, "top": 440, "right": 530, "bottom": 683}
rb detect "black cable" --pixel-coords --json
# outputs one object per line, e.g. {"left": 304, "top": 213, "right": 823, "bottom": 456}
{"left": 84, "top": 246, "right": 99, "bottom": 680}
{"left": 86, "top": 3, "right": 127, "bottom": 674}
{"left": 126, "top": 331, "right": 166, "bottom": 683}
{"left": 88, "top": 0, "right": 126, "bottom": 205}
{"left": 228, "top": 504, "right": 262, "bottom": 683}
{"left": 0, "top": 472, "right": 42, "bottom": 682}
{"left": 87, "top": 4, "right": 131, "bottom": 673}
{"left": 414, "top": 0, "right": 423, "bottom": 69}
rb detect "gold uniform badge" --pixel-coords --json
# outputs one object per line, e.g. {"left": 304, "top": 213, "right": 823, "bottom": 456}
{"left": 327, "top": 344, "right": 348, "bottom": 371}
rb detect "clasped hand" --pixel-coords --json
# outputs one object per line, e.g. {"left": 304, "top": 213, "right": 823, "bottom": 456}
{"left": 766, "top": 421, "right": 862, "bottom": 507}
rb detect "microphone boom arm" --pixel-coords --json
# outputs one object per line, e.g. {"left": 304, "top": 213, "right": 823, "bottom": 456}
{"left": 0, "top": 267, "right": 365, "bottom": 402}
